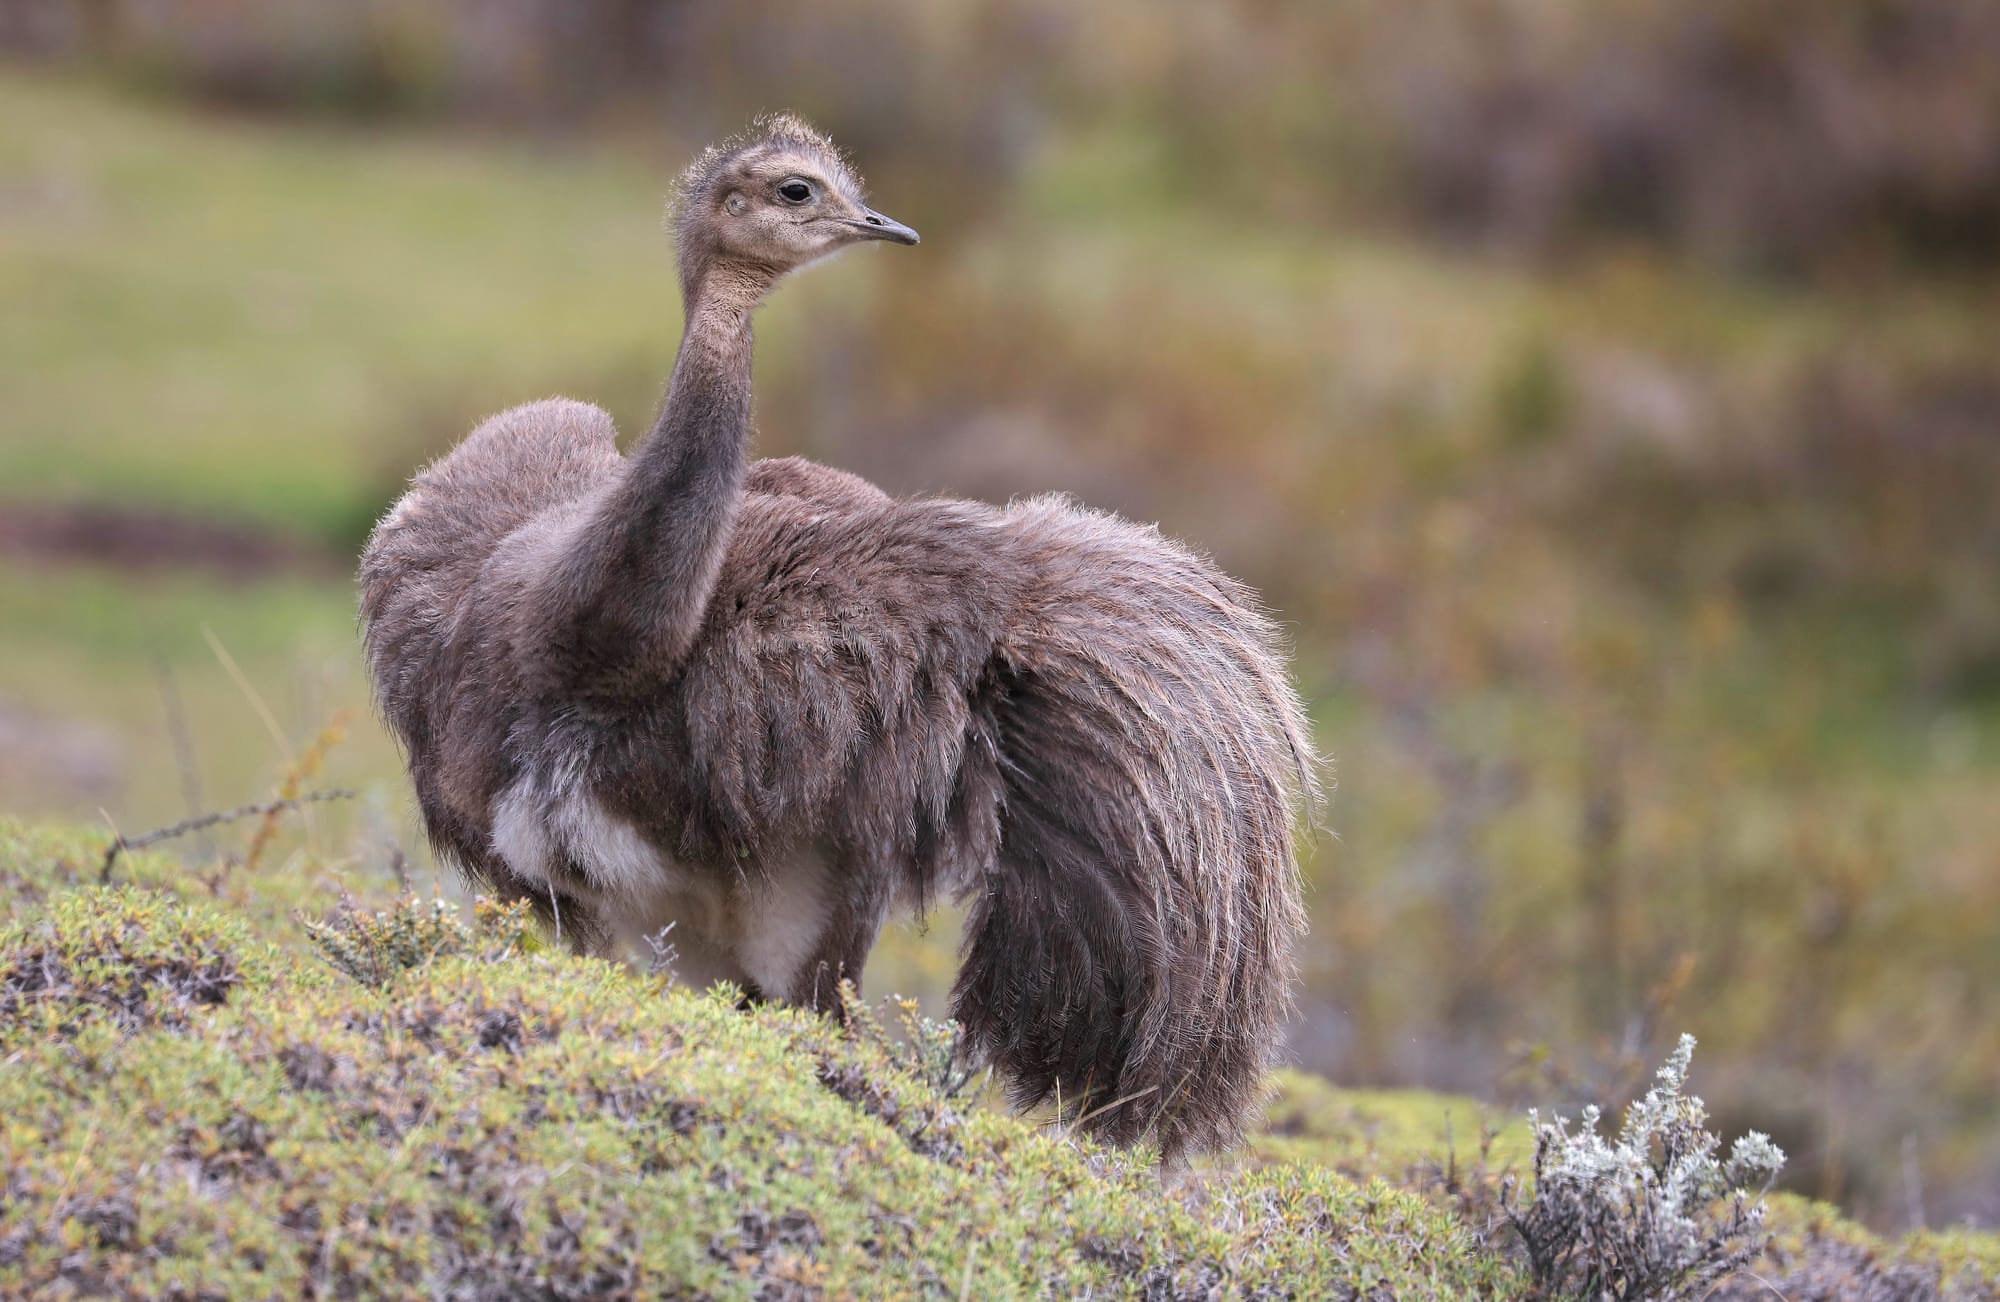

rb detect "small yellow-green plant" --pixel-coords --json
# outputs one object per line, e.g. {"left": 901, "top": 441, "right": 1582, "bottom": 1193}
{"left": 0, "top": 888, "right": 269, "bottom": 1046}
{"left": 301, "top": 893, "right": 537, "bottom": 988}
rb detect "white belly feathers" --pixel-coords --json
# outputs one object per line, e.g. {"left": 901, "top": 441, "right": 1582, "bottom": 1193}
{"left": 491, "top": 768, "right": 830, "bottom": 999}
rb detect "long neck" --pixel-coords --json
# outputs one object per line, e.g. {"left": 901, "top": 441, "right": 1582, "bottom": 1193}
{"left": 544, "top": 266, "right": 766, "bottom": 687}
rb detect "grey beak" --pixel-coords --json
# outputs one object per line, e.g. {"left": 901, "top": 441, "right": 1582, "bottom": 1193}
{"left": 851, "top": 208, "right": 920, "bottom": 245}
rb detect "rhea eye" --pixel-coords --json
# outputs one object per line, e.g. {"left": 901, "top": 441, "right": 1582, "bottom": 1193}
{"left": 776, "top": 179, "right": 814, "bottom": 205}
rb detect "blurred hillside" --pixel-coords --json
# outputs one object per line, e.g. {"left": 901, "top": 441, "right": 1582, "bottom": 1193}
{"left": 3, "top": 0, "right": 1997, "bottom": 1232}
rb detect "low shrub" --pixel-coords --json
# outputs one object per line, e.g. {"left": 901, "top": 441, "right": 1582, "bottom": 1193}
{"left": 302, "top": 893, "right": 537, "bottom": 988}
{"left": 0, "top": 887, "right": 268, "bottom": 1044}
{"left": 1503, "top": 1035, "right": 1785, "bottom": 1300}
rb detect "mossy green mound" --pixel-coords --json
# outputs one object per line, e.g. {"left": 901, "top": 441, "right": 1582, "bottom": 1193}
{"left": 1253, "top": 1069, "right": 1533, "bottom": 1184}
{"left": 1716, "top": 1195, "right": 2000, "bottom": 1302}
{"left": 0, "top": 884, "right": 1515, "bottom": 1299}
{"left": 0, "top": 887, "right": 275, "bottom": 1045}
{"left": 2, "top": 822, "right": 1994, "bottom": 1300}
{"left": 0, "top": 818, "right": 360, "bottom": 940}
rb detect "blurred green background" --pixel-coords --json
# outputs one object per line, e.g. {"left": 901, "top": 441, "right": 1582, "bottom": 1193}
{"left": 3, "top": 0, "right": 1996, "bottom": 1232}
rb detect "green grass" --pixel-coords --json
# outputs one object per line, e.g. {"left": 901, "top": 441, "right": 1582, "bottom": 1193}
{"left": 0, "top": 561, "right": 396, "bottom": 848}
{"left": 0, "top": 70, "right": 675, "bottom": 544}
{"left": 14, "top": 67, "right": 1983, "bottom": 552}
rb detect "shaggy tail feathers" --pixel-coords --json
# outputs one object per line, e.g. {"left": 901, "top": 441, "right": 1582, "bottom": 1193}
{"left": 952, "top": 498, "right": 1319, "bottom": 1161}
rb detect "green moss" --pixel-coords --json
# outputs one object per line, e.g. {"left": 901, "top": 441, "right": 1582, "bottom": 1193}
{"left": 1251, "top": 1068, "right": 1532, "bottom": 1184}
{"left": 0, "top": 886, "right": 275, "bottom": 1046}
{"left": 0, "top": 816, "right": 400, "bottom": 950}
{"left": 1915, "top": 1225, "right": 2000, "bottom": 1295}
{"left": 4, "top": 826, "right": 1997, "bottom": 1296}
{"left": 1736, "top": 1195, "right": 2000, "bottom": 1299}
{"left": 0, "top": 820, "right": 162, "bottom": 902}
{"left": 0, "top": 878, "right": 1521, "bottom": 1299}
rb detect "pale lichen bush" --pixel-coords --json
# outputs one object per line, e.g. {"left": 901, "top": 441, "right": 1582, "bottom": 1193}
{"left": 1504, "top": 1034, "right": 1785, "bottom": 1301}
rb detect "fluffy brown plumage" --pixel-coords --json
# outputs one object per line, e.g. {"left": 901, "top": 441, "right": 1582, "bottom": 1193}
{"left": 359, "top": 116, "right": 1319, "bottom": 1159}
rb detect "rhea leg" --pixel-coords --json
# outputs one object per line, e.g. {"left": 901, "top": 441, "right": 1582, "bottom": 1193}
{"left": 665, "top": 925, "right": 760, "bottom": 998}
{"left": 440, "top": 827, "right": 610, "bottom": 956}
{"left": 788, "top": 870, "right": 892, "bottom": 1019}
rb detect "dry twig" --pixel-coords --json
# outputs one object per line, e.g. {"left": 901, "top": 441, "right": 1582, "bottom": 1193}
{"left": 99, "top": 789, "right": 356, "bottom": 883}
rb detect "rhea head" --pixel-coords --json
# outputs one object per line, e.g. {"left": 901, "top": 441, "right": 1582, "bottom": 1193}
{"left": 673, "top": 114, "right": 918, "bottom": 307}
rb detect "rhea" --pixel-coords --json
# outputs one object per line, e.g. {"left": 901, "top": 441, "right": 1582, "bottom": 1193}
{"left": 360, "top": 116, "right": 1316, "bottom": 1159}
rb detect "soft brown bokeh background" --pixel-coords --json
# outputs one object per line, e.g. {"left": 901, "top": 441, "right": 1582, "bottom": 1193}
{"left": 3, "top": 0, "right": 1996, "bottom": 1230}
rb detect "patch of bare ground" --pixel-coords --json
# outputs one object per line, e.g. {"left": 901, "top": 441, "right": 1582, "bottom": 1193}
{"left": 0, "top": 502, "right": 344, "bottom": 580}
